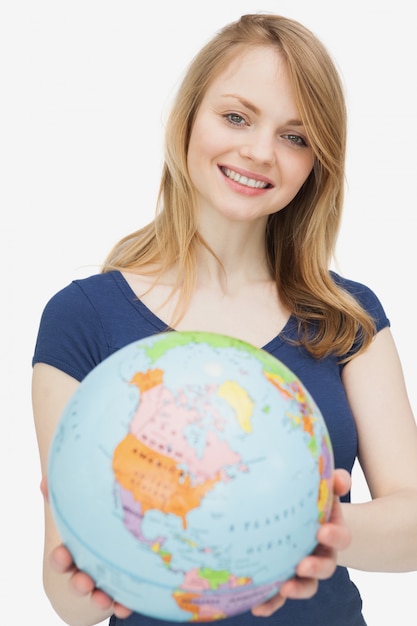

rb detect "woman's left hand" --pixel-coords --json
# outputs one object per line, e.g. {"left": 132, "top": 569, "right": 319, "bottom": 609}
{"left": 251, "top": 468, "right": 352, "bottom": 617}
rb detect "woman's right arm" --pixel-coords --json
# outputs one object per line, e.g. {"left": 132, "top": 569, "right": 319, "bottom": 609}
{"left": 32, "top": 363, "right": 132, "bottom": 626}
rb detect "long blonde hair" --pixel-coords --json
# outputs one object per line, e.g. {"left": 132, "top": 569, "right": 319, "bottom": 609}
{"left": 103, "top": 13, "right": 376, "bottom": 360}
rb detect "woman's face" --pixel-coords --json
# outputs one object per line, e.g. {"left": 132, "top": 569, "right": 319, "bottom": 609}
{"left": 187, "top": 46, "right": 315, "bottom": 227}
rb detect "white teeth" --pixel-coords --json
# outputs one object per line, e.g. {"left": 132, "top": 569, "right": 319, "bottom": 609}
{"left": 222, "top": 167, "right": 269, "bottom": 189}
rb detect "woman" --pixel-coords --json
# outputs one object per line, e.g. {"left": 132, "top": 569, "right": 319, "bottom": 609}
{"left": 32, "top": 13, "right": 417, "bottom": 626}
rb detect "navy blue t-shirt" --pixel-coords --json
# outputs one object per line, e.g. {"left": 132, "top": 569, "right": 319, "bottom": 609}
{"left": 33, "top": 270, "right": 390, "bottom": 625}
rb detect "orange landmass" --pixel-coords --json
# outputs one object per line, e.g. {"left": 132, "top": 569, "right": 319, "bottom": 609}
{"left": 173, "top": 590, "right": 226, "bottom": 621}
{"left": 112, "top": 433, "right": 220, "bottom": 529}
{"left": 130, "top": 368, "right": 164, "bottom": 393}
{"left": 264, "top": 371, "right": 293, "bottom": 400}
{"left": 302, "top": 416, "right": 314, "bottom": 436}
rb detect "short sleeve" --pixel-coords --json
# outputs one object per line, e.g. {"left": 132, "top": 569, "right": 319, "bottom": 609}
{"left": 32, "top": 281, "right": 111, "bottom": 381}
{"left": 331, "top": 272, "right": 390, "bottom": 332}
{"left": 330, "top": 272, "right": 391, "bottom": 363}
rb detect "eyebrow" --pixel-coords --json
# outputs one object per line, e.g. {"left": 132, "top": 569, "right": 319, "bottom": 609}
{"left": 221, "top": 93, "right": 304, "bottom": 127}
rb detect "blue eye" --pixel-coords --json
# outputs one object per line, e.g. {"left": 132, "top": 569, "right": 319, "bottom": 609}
{"left": 225, "top": 113, "right": 246, "bottom": 126}
{"left": 284, "top": 134, "right": 307, "bottom": 147}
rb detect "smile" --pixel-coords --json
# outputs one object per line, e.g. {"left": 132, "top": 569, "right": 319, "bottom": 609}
{"left": 220, "top": 167, "right": 272, "bottom": 189}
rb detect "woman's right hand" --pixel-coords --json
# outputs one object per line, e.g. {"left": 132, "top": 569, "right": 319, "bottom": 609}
{"left": 40, "top": 477, "right": 133, "bottom": 620}
{"left": 49, "top": 544, "right": 133, "bottom": 619}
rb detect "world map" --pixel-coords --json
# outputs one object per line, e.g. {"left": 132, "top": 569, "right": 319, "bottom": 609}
{"left": 48, "top": 331, "right": 334, "bottom": 621}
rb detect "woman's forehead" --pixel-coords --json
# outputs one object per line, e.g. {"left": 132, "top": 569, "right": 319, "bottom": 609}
{"left": 206, "top": 46, "right": 287, "bottom": 94}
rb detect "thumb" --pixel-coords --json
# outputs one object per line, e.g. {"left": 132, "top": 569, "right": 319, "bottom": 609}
{"left": 40, "top": 475, "right": 49, "bottom": 502}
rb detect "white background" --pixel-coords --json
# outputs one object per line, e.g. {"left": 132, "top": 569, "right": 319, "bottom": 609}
{"left": 1, "top": 0, "right": 416, "bottom": 624}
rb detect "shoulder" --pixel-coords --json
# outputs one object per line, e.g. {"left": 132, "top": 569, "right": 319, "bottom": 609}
{"left": 330, "top": 271, "right": 390, "bottom": 332}
{"left": 32, "top": 272, "right": 123, "bottom": 380}
{"left": 39, "top": 271, "right": 130, "bottom": 321}
{"left": 49, "top": 270, "right": 121, "bottom": 301}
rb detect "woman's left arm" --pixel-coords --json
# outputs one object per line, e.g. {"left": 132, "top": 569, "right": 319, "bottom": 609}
{"left": 339, "top": 326, "right": 417, "bottom": 572}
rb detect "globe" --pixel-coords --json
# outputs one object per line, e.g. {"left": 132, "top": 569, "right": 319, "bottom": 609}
{"left": 48, "top": 330, "right": 334, "bottom": 621}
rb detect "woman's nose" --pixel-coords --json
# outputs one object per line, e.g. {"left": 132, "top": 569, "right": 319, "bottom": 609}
{"left": 239, "top": 130, "right": 276, "bottom": 165}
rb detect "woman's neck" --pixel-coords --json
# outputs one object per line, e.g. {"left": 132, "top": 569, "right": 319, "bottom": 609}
{"left": 195, "top": 214, "right": 271, "bottom": 292}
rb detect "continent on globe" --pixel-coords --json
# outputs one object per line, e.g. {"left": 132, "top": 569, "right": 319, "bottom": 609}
{"left": 113, "top": 432, "right": 221, "bottom": 530}
{"left": 113, "top": 366, "right": 252, "bottom": 530}
{"left": 173, "top": 568, "right": 281, "bottom": 621}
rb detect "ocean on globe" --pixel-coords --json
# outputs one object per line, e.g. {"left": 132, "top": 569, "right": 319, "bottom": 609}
{"left": 48, "top": 330, "right": 334, "bottom": 622}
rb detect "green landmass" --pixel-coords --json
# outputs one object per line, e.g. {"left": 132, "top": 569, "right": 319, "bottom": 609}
{"left": 142, "top": 330, "right": 296, "bottom": 383}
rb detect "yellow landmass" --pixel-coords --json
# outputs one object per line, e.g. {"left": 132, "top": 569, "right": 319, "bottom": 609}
{"left": 318, "top": 478, "right": 330, "bottom": 522}
{"left": 217, "top": 381, "right": 254, "bottom": 433}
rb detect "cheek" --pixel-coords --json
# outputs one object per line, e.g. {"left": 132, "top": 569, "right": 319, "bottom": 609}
{"left": 188, "top": 130, "right": 207, "bottom": 170}
{"left": 189, "top": 113, "right": 227, "bottom": 161}
{"left": 187, "top": 130, "right": 214, "bottom": 189}
{"left": 303, "top": 148, "right": 315, "bottom": 176}
{"left": 286, "top": 152, "right": 314, "bottom": 187}
{"left": 188, "top": 134, "right": 222, "bottom": 190}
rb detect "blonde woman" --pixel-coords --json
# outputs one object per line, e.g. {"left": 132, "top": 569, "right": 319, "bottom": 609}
{"left": 32, "top": 13, "right": 417, "bottom": 626}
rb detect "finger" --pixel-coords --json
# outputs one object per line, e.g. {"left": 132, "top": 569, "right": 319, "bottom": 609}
{"left": 279, "top": 576, "right": 319, "bottom": 600}
{"left": 74, "top": 577, "right": 133, "bottom": 618}
{"left": 71, "top": 570, "right": 96, "bottom": 596}
{"left": 333, "top": 468, "right": 351, "bottom": 497}
{"left": 317, "top": 516, "right": 351, "bottom": 551}
{"left": 113, "top": 603, "right": 134, "bottom": 619}
{"left": 251, "top": 593, "right": 287, "bottom": 617}
{"left": 90, "top": 590, "right": 132, "bottom": 618}
{"left": 317, "top": 487, "right": 351, "bottom": 550}
{"left": 317, "top": 470, "right": 351, "bottom": 548}
{"left": 90, "top": 588, "right": 115, "bottom": 610}
{"left": 50, "top": 545, "right": 75, "bottom": 574}
{"left": 295, "top": 545, "right": 337, "bottom": 580}
{"left": 328, "top": 490, "right": 345, "bottom": 524}
{"left": 40, "top": 476, "right": 49, "bottom": 501}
